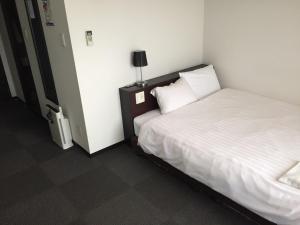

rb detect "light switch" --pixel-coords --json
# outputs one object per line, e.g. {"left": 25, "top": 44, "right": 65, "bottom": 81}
{"left": 60, "top": 33, "right": 67, "bottom": 48}
{"left": 135, "top": 91, "right": 145, "bottom": 104}
{"left": 86, "top": 31, "right": 93, "bottom": 46}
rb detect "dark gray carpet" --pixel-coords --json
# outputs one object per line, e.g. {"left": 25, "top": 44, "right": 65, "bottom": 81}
{"left": 0, "top": 98, "right": 257, "bottom": 225}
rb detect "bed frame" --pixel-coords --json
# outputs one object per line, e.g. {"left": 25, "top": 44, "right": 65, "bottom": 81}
{"left": 119, "top": 64, "right": 277, "bottom": 225}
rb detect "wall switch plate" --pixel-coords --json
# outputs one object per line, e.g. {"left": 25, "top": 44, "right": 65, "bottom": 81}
{"left": 60, "top": 33, "right": 67, "bottom": 48}
{"left": 86, "top": 31, "right": 93, "bottom": 46}
{"left": 135, "top": 91, "right": 145, "bottom": 104}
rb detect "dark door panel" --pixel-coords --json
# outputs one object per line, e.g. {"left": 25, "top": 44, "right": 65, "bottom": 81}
{"left": 1, "top": 0, "right": 41, "bottom": 112}
{"left": 0, "top": 56, "right": 11, "bottom": 100}
{"left": 24, "top": 0, "right": 59, "bottom": 105}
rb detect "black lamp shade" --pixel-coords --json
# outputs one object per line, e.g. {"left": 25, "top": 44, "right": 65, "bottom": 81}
{"left": 133, "top": 51, "right": 148, "bottom": 67}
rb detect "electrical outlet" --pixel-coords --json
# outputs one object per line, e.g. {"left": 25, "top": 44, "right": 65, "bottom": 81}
{"left": 135, "top": 91, "right": 145, "bottom": 104}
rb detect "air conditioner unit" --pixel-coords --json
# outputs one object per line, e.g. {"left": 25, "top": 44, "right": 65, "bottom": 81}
{"left": 46, "top": 105, "right": 73, "bottom": 150}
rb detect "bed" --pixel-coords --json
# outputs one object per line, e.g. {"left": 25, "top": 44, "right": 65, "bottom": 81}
{"left": 119, "top": 64, "right": 300, "bottom": 225}
{"left": 136, "top": 88, "right": 300, "bottom": 225}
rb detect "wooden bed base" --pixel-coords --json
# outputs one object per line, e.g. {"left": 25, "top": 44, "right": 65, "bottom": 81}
{"left": 134, "top": 146, "right": 277, "bottom": 225}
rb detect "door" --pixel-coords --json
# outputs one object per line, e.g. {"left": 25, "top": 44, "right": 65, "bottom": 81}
{"left": 1, "top": 0, "right": 40, "bottom": 113}
{"left": 0, "top": 56, "right": 10, "bottom": 100}
{"left": 24, "top": 0, "right": 59, "bottom": 105}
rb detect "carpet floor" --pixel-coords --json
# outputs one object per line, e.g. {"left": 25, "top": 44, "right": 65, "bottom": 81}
{"left": 0, "top": 98, "right": 257, "bottom": 225}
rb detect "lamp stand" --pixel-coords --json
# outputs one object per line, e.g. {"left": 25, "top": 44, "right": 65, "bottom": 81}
{"left": 136, "top": 67, "right": 147, "bottom": 87}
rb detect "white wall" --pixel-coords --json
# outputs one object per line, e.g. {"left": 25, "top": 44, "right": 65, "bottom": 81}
{"left": 15, "top": 1, "right": 89, "bottom": 150}
{"left": 0, "top": 3, "right": 25, "bottom": 100}
{"left": 64, "top": 0, "right": 205, "bottom": 153}
{"left": 204, "top": 0, "right": 300, "bottom": 105}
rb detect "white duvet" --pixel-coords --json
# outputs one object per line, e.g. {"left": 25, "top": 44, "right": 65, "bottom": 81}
{"left": 138, "top": 89, "right": 300, "bottom": 225}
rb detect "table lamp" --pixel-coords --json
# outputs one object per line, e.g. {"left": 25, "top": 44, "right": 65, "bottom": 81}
{"left": 133, "top": 50, "right": 148, "bottom": 87}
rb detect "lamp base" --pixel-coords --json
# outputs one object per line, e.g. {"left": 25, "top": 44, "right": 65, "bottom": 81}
{"left": 136, "top": 81, "right": 148, "bottom": 87}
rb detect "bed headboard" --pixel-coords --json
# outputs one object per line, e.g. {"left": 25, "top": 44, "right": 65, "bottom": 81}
{"left": 119, "top": 64, "right": 207, "bottom": 141}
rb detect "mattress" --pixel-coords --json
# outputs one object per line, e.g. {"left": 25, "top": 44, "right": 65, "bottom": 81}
{"left": 134, "top": 110, "right": 161, "bottom": 136}
{"left": 138, "top": 88, "right": 300, "bottom": 225}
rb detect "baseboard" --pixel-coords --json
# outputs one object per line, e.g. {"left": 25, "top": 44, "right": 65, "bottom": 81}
{"left": 89, "top": 141, "right": 125, "bottom": 158}
{"left": 74, "top": 141, "right": 125, "bottom": 158}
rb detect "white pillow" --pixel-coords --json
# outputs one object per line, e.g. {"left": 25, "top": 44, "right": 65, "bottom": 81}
{"left": 179, "top": 65, "right": 221, "bottom": 100}
{"left": 151, "top": 78, "right": 197, "bottom": 114}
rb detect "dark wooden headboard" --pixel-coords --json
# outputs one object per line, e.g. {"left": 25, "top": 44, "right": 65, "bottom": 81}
{"left": 119, "top": 64, "right": 207, "bottom": 141}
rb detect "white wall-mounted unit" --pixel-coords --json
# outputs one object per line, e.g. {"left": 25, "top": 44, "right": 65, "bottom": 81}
{"left": 47, "top": 105, "right": 73, "bottom": 150}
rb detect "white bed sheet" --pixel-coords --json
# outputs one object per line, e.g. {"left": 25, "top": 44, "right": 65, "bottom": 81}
{"left": 138, "top": 88, "right": 300, "bottom": 225}
{"left": 134, "top": 110, "right": 161, "bottom": 136}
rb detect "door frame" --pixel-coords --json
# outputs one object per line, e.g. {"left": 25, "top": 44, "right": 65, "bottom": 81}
{"left": 0, "top": 33, "right": 16, "bottom": 97}
{"left": 24, "top": 0, "right": 59, "bottom": 105}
